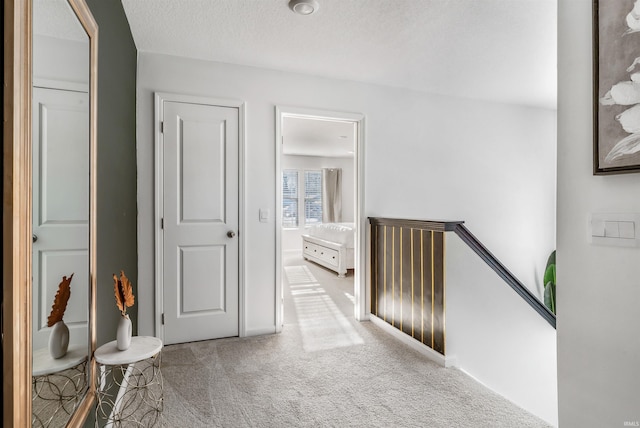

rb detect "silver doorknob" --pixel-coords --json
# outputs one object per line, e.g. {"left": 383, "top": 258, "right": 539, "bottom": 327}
{"left": 33, "top": 234, "right": 38, "bottom": 243}
{"left": 227, "top": 231, "right": 236, "bottom": 238}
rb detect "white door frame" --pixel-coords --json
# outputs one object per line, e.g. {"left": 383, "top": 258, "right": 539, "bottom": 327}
{"left": 275, "top": 106, "right": 367, "bottom": 332}
{"left": 154, "top": 92, "right": 246, "bottom": 340}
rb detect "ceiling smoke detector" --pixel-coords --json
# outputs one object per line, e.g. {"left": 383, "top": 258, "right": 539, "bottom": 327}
{"left": 289, "top": 0, "right": 319, "bottom": 16}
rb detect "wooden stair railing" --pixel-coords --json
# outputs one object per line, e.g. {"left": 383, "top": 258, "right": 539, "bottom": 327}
{"left": 368, "top": 217, "right": 556, "bottom": 356}
{"left": 452, "top": 223, "right": 556, "bottom": 328}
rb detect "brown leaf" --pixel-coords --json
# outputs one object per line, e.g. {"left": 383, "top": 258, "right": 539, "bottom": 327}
{"left": 114, "top": 273, "right": 124, "bottom": 314}
{"left": 114, "top": 270, "right": 135, "bottom": 315}
{"left": 47, "top": 274, "right": 73, "bottom": 327}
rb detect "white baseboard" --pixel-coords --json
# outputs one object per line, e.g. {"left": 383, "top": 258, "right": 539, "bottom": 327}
{"left": 283, "top": 249, "right": 302, "bottom": 256}
{"left": 368, "top": 314, "right": 457, "bottom": 368}
{"left": 244, "top": 326, "right": 277, "bottom": 337}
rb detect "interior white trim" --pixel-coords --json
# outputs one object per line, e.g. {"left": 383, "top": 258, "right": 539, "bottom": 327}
{"left": 245, "top": 326, "right": 277, "bottom": 337}
{"left": 368, "top": 314, "right": 457, "bottom": 368}
{"left": 153, "top": 92, "right": 247, "bottom": 340}
{"left": 275, "top": 105, "right": 366, "bottom": 333}
{"left": 33, "top": 77, "right": 88, "bottom": 93}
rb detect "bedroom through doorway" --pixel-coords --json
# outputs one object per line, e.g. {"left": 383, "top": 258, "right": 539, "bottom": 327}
{"left": 275, "top": 107, "right": 365, "bottom": 339}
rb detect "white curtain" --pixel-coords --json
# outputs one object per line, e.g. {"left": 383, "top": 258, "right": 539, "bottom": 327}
{"left": 322, "top": 168, "right": 342, "bottom": 223}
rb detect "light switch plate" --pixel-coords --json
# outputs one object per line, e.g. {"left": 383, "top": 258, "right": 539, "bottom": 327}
{"left": 259, "top": 209, "right": 270, "bottom": 223}
{"left": 591, "top": 219, "right": 605, "bottom": 237}
{"left": 604, "top": 221, "right": 620, "bottom": 238}
{"left": 590, "top": 213, "right": 640, "bottom": 247}
{"left": 619, "top": 221, "right": 636, "bottom": 239}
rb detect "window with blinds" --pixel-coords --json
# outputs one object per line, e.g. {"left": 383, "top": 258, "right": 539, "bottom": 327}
{"left": 282, "top": 170, "right": 298, "bottom": 227}
{"left": 282, "top": 169, "right": 323, "bottom": 228}
{"left": 304, "top": 171, "right": 322, "bottom": 225}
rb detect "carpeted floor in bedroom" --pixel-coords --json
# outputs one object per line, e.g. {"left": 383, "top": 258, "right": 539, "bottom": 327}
{"left": 160, "top": 252, "right": 552, "bottom": 428}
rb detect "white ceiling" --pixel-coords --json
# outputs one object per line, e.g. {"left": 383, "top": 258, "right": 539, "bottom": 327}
{"left": 34, "top": 0, "right": 88, "bottom": 41}
{"left": 282, "top": 116, "right": 355, "bottom": 158}
{"left": 122, "top": 0, "right": 557, "bottom": 109}
{"left": 121, "top": 0, "right": 557, "bottom": 156}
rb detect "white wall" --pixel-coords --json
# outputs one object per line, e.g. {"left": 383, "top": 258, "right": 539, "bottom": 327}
{"left": 447, "top": 235, "right": 558, "bottom": 426}
{"left": 136, "top": 53, "right": 556, "bottom": 343}
{"left": 558, "top": 1, "right": 640, "bottom": 426}
{"left": 281, "top": 154, "right": 355, "bottom": 252}
{"left": 366, "top": 99, "right": 557, "bottom": 299}
{"left": 33, "top": 35, "right": 89, "bottom": 86}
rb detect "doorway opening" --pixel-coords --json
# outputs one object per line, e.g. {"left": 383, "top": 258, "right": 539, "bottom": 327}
{"left": 275, "top": 107, "right": 365, "bottom": 336}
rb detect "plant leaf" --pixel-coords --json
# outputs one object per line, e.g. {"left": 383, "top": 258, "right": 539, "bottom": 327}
{"left": 544, "top": 250, "right": 556, "bottom": 286}
{"left": 114, "top": 270, "right": 135, "bottom": 315}
{"left": 114, "top": 274, "right": 125, "bottom": 314}
{"left": 120, "top": 270, "right": 135, "bottom": 309}
{"left": 543, "top": 264, "right": 556, "bottom": 287}
{"left": 545, "top": 250, "right": 556, "bottom": 269}
{"left": 47, "top": 274, "right": 73, "bottom": 327}
{"left": 544, "top": 281, "right": 556, "bottom": 315}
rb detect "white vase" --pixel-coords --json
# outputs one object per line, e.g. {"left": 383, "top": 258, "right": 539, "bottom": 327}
{"left": 117, "top": 314, "right": 132, "bottom": 350}
{"left": 49, "top": 320, "right": 69, "bottom": 359}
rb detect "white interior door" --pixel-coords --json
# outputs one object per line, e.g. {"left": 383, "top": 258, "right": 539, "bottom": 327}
{"left": 32, "top": 86, "right": 89, "bottom": 350}
{"left": 161, "top": 100, "right": 239, "bottom": 345}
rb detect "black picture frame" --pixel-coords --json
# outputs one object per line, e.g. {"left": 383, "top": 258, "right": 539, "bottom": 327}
{"left": 593, "top": 0, "right": 640, "bottom": 175}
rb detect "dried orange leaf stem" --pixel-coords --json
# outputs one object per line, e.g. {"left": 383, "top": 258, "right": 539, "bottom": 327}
{"left": 113, "top": 270, "right": 135, "bottom": 316}
{"left": 47, "top": 274, "right": 73, "bottom": 327}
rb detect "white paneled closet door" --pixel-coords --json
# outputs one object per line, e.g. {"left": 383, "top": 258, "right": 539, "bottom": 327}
{"left": 160, "top": 100, "right": 239, "bottom": 344}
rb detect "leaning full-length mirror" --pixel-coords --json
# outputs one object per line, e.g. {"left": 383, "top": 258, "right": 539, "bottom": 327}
{"left": 31, "top": 0, "right": 90, "bottom": 426}
{"left": 2, "top": 0, "right": 98, "bottom": 427}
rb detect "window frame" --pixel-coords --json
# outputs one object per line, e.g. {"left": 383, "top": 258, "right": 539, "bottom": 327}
{"left": 303, "top": 170, "right": 322, "bottom": 226}
{"left": 281, "top": 168, "right": 323, "bottom": 229}
{"left": 282, "top": 169, "right": 299, "bottom": 228}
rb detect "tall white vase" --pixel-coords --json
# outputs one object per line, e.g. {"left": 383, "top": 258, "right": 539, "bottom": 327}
{"left": 117, "top": 314, "right": 132, "bottom": 350}
{"left": 49, "top": 320, "right": 69, "bottom": 359}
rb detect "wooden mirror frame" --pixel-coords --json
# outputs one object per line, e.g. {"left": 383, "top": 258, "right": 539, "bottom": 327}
{"left": 3, "top": 0, "right": 98, "bottom": 426}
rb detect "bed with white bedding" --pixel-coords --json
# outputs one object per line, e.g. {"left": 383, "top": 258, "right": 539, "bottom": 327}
{"left": 302, "top": 223, "right": 355, "bottom": 277}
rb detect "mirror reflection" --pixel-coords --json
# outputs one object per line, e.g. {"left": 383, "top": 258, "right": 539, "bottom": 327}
{"left": 31, "top": 0, "right": 91, "bottom": 426}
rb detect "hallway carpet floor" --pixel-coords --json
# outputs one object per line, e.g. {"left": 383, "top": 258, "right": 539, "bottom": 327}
{"left": 161, "top": 252, "right": 552, "bottom": 427}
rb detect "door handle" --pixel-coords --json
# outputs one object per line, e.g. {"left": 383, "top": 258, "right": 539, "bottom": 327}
{"left": 32, "top": 234, "right": 38, "bottom": 243}
{"left": 227, "top": 231, "right": 236, "bottom": 238}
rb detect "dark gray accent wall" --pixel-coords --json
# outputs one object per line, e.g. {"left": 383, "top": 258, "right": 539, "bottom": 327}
{"left": 85, "top": 0, "right": 138, "bottom": 347}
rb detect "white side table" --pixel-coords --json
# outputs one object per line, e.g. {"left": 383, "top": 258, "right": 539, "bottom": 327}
{"left": 94, "top": 336, "right": 163, "bottom": 427}
{"left": 32, "top": 345, "right": 88, "bottom": 428}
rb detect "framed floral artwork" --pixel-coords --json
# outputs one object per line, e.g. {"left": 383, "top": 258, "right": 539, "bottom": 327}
{"left": 594, "top": 0, "right": 640, "bottom": 174}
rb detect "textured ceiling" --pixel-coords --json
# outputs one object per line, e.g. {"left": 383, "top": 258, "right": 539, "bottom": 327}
{"left": 34, "top": 0, "right": 88, "bottom": 41}
{"left": 121, "top": 0, "right": 557, "bottom": 110}
{"left": 283, "top": 116, "right": 355, "bottom": 158}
